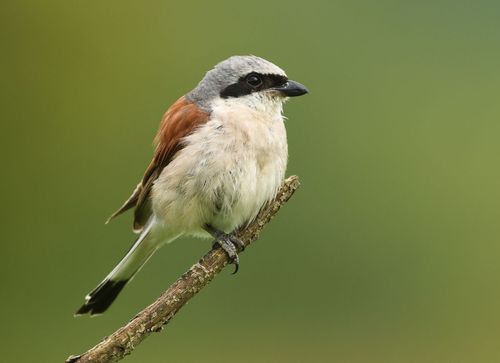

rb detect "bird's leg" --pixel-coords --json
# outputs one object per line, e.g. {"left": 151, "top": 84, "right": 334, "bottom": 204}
{"left": 204, "top": 225, "right": 245, "bottom": 274}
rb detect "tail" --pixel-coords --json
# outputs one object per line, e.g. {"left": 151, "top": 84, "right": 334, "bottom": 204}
{"left": 76, "top": 221, "right": 158, "bottom": 316}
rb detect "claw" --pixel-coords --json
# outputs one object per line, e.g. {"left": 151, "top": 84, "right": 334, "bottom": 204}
{"left": 229, "top": 235, "right": 246, "bottom": 251}
{"left": 229, "top": 252, "right": 239, "bottom": 274}
{"left": 215, "top": 235, "right": 240, "bottom": 273}
{"left": 204, "top": 225, "right": 244, "bottom": 273}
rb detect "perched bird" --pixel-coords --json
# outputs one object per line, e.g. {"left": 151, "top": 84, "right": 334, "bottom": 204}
{"left": 76, "top": 55, "right": 308, "bottom": 315}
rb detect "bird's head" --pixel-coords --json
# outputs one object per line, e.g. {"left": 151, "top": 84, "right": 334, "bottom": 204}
{"left": 187, "top": 55, "right": 308, "bottom": 112}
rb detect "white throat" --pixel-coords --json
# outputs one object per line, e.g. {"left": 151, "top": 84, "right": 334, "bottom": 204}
{"left": 213, "top": 93, "right": 285, "bottom": 122}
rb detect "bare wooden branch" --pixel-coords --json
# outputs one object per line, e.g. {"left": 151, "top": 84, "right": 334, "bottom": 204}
{"left": 66, "top": 176, "right": 300, "bottom": 363}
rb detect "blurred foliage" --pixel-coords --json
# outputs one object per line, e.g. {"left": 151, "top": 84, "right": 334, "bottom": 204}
{"left": 2, "top": 1, "right": 500, "bottom": 362}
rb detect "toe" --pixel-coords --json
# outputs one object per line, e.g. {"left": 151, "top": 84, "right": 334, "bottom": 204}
{"left": 229, "top": 236, "right": 245, "bottom": 251}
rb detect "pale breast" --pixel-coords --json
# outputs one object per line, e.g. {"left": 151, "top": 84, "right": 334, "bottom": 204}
{"left": 151, "top": 98, "right": 288, "bottom": 235}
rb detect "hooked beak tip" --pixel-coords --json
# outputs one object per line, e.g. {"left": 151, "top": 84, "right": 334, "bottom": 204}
{"left": 274, "top": 80, "right": 308, "bottom": 97}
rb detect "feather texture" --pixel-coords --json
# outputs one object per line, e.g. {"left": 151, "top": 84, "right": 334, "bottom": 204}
{"left": 107, "top": 97, "right": 210, "bottom": 232}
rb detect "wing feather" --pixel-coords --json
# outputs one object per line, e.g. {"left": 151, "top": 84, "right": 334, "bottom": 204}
{"left": 107, "top": 97, "right": 210, "bottom": 232}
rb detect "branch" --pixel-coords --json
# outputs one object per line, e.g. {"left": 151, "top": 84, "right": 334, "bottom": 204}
{"left": 66, "top": 175, "right": 300, "bottom": 363}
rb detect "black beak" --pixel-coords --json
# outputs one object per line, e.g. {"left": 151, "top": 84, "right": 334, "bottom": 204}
{"left": 274, "top": 80, "right": 309, "bottom": 97}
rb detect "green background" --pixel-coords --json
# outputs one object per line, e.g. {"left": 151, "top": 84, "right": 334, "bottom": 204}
{"left": 2, "top": 1, "right": 500, "bottom": 362}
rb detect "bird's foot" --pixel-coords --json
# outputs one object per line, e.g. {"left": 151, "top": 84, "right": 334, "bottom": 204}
{"left": 204, "top": 225, "right": 245, "bottom": 274}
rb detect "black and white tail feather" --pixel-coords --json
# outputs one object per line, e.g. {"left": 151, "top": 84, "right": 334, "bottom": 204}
{"left": 75, "top": 220, "right": 158, "bottom": 316}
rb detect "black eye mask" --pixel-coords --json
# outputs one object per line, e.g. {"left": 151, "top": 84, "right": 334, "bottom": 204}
{"left": 220, "top": 73, "right": 288, "bottom": 99}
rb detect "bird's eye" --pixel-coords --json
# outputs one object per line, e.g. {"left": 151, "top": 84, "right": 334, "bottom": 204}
{"left": 246, "top": 74, "right": 263, "bottom": 88}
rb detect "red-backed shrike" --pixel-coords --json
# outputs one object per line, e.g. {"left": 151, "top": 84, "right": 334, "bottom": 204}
{"left": 76, "top": 55, "right": 308, "bottom": 315}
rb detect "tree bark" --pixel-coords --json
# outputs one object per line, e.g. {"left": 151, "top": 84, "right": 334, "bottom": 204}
{"left": 66, "top": 175, "right": 300, "bottom": 363}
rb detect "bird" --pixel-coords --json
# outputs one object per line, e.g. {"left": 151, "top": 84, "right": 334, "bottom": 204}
{"left": 75, "top": 55, "right": 308, "bottom": 316}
